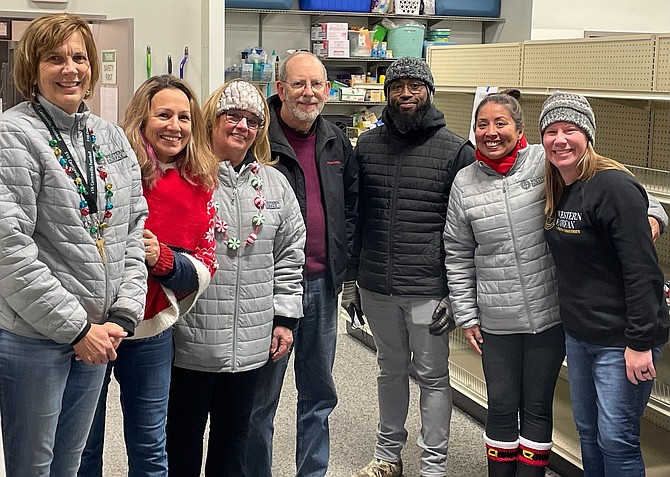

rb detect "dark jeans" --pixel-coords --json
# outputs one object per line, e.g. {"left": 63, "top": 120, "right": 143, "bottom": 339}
{"left": 165, "top": 365, "right": 261, "bottom": 477}
{"left": 481, "top": 324, "right": 565, "bottom": 443}
{"left": 246, "top": 273, "right": 339, "bottom": 477}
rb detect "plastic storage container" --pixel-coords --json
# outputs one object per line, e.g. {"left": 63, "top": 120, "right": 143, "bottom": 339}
{"left": 435, "top": 0, "right": 500, "bottom": 18}
{"left": 387, "top": 24, "right": 425, "bottom": 58}
{"left": 349, "top": 30, "right": 373, "bottom": 57}
{"left": 227, "top": 0, "right": 293, "bottom": 8}
{"left": 299, "top": 0, "right": 370, "bottom": 12}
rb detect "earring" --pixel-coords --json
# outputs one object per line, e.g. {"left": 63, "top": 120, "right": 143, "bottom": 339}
{"left": 31, "top": 84, "right": 38, "bottom": 98}
{"left": 84, "top": 89, "right": 91, "bottom": 99}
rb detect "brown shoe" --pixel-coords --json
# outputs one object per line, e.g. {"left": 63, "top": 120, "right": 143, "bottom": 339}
{"left": 352, "top": 458, "right": 403, "bottom": 477}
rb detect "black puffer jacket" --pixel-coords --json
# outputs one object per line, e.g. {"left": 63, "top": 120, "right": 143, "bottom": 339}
{"left": 267, "top": 95, "right": 358, "bottom": 293}
{"left": 353, "top": 104, "right": 474, "bottom": 296}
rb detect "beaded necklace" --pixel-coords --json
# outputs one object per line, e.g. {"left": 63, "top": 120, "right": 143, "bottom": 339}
{"left": 33, "top": 103, "right": 114, "bottom": 262}
{"left": 214, "top": 161, "right": 265, "bottom": 250}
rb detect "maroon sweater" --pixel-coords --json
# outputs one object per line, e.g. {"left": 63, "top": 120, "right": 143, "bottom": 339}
{"left": 280, "top": 121, "right": 328, "bottom": 276}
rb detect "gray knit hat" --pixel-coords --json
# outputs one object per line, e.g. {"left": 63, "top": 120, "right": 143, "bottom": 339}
{"left": 539, "top": 92, "right": 596, "bottom": 145}
{"left": 216, "top": 79, "right": 266, "bottom": 123}
{"left": 384, "top": 57, "right": 435, "bottom": 95}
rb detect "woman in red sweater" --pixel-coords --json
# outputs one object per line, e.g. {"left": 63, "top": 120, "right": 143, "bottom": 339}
{"left": 79, "top": 74, "right": 219, "bottom": 477}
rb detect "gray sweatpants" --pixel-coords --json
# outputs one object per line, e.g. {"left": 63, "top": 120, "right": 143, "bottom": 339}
{"left": 360, "top": 288, "right": 453, "bottom": 477}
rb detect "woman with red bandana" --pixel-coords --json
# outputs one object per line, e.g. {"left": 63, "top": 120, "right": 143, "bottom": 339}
{"left": 443, "top": 91, "right": 570, "bottom": 477}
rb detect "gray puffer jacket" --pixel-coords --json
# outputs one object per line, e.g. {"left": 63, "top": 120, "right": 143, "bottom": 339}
{"left": 173, "top": 156, "right": 306, "bottom": 373}
{"left": 444, "top": 144, "right": 560, "bottom": 334}
{"left": 0, "top": 98, "right": 148, "bottom": 343}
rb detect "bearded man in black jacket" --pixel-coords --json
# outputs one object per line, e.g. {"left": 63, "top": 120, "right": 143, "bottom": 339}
{"left": 345, "top": 57, "right": 475, "bottom": 477}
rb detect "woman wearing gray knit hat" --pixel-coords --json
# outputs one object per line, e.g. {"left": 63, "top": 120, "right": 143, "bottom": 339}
{"left": 542, "top": 92, "right": 669, "bottom": 477}
{"left": 166, "top": 79, "right": 306, "bottom": 477}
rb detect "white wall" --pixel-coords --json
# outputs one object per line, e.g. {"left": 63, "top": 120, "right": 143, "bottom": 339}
{"left": 531, "top": 0, "right": 670, "bottom": 39}
{"left": 0, "top": 0, "right": 224, "bottom": 101}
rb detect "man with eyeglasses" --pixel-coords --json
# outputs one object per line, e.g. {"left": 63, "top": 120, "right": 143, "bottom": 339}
{"left": 344, "top": 57, "right": 475, "bottom": 477}
{"left": 246, "top": 51, "right": 358, "bottom": 477}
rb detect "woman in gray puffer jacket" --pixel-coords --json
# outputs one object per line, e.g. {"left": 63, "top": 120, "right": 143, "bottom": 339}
{"left": 445, "top": 92, "right": 568, "bottom": 477}
{"left": 0, "top": 13, "right": 147, "bottom": 476}
{"left": 166, "top": 79, "right": 306, "bottom": 477}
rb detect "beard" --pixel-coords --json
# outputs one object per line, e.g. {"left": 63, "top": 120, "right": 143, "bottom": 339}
{"left": 387, "top": 100, "right": 431, "bottom": 135}
{"left": 286, "top": 98, "right": 324, "bottom": 123}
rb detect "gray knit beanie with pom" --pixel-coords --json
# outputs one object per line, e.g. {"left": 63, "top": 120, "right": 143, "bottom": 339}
{"left": 539, "top": 92, "right": 596, "bottom": 145}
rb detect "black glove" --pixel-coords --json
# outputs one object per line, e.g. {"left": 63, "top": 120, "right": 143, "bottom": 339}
{"left": 429, "top": 295, "right": 455, "bottom": 336}
{"left": 341, "top": 280, "right": 365, "bottom": 328}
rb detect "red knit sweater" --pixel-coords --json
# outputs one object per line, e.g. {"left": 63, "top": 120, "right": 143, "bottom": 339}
{"left": 143, "top": 168, "right": 217, "bottom": 321}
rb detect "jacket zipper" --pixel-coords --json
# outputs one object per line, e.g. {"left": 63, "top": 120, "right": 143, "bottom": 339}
{"left": 386, "top": 147, "right": 403, "bottom": 295}
{"left": 231, "top": 165, "right": 246, "bottom": 371}
{"left": 502, "top": 175, "right": 536, "bottom": 333}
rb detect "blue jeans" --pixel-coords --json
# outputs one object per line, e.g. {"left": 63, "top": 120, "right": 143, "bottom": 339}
{"left": 565, "top": 334, "right": 662, "bottom": 477}
{"left": 246, "top": 273, "right": 339, "bottom": 477}
{"left": 0, "top": 330, "right": 106, "bottom": 477}
{"left": 79, "top": 328, "right": 173, "bottom": 477}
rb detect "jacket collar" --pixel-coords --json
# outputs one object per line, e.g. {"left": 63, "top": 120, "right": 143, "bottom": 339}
{"left": 35, "top": 95, "right": 90, "bottom": 133}
{"left": 267, "top": 94, "right": 337, "bottom": 161}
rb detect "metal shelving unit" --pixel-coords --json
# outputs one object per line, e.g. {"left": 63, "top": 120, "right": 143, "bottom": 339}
{"left": 225, "top": 7, "right": 505, "bottom": 25}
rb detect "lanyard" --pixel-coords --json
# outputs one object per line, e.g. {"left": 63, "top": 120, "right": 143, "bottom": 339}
{"left": 32, "top": 103, "right": 99, "bottom": 214}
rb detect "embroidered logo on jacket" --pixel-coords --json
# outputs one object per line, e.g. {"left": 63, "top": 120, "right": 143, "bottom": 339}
{"left": 518, "top": 175, "right": 545, "bottom": 190}
{"left": 106, "top": 150, "right": 128, "bottom": 164}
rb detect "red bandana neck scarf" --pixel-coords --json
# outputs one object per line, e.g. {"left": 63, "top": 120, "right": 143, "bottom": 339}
{"left": 475, "top": 136, "right": 528, "bottom": 175}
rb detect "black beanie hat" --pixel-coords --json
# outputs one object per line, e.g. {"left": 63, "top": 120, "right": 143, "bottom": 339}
{"left": 384, "top": 57, "right": 435, "bottom": 96}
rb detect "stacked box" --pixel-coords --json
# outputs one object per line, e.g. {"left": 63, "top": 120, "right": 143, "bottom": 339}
{"left": 311, "top": 22, "right": 348, "bottom": 41}
{"left": 311, "top": 22, "right": 350, "bottom": 57}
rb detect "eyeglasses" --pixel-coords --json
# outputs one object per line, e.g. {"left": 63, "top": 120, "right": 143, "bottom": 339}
{"left": 222, "top": 111, "right": 264, "bottom": 130}
{"left": 389, "top": 81, "right": 426, "bottom": 95}
{"left": 282, "top": 80, "right": 327, "bottom": 92}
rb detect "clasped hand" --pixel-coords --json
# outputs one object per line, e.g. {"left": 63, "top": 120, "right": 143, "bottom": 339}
{"left": 73, "top": 322, "right": 127, "bottom": 365}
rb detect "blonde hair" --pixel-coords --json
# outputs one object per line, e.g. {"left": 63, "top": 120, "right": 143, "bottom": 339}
{"left": 13, "top": 13, "right": 100, "bottom": 101}
{"left": 202, "top": 80, "right": 274, "bottom": 165}
{"left": 544, "top": 143, "right": 633, "bottom": 218}
{"left": 122, "top": 75, "right": 218, "bottom": 190}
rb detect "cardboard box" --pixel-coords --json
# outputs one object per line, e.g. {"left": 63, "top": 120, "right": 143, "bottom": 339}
{"left": 366, "top": 90, "right": 383, "bottom": 102}
{"left": 311, "top": 22, "right": 348, "bottom": 41}
{"left": 327, "top": 40, "right": 350, "bottom": 58}
{"left": 311, "top": 26, "right": 327, "bottom": 40}
{"left": 312, "top": 39, "right": 350, "bottom": 58}
{"left": 340, "top": 87, "right": 366, "bottom": 101}
{"left": 312, "top": 41, "right": 328, "bottom": 57}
